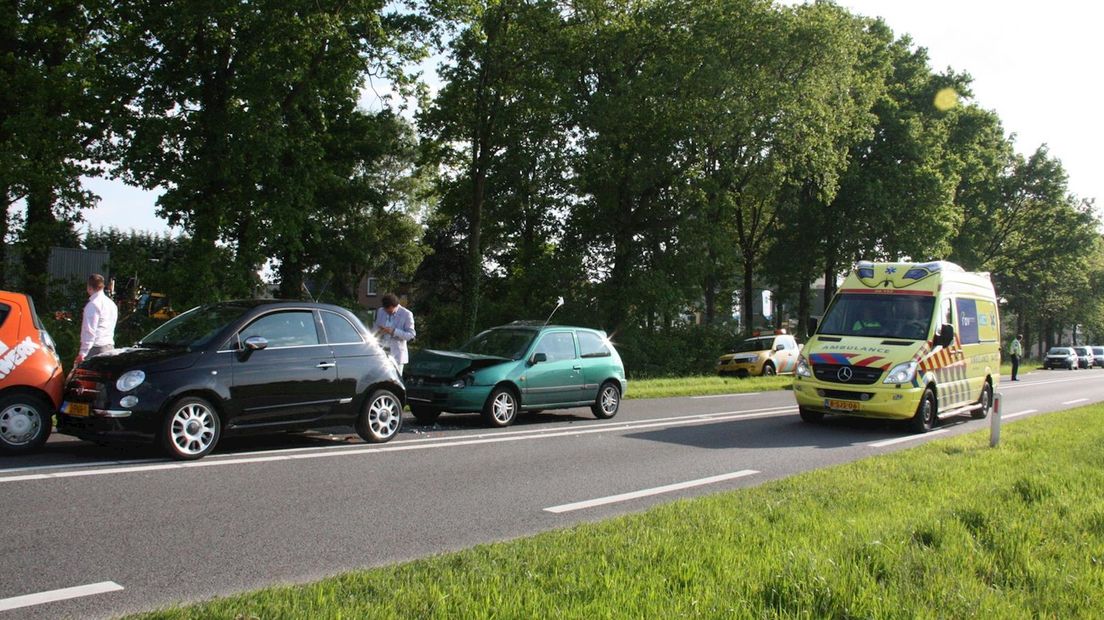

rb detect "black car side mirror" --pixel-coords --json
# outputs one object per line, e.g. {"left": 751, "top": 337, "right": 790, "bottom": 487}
{"left": 239, "top": 336, "right": 268, "bottom": 360}
{"left": 937, "top": 323, "right": 955, "bottom": 348}
{"left": 530, "top": 352, "right": 547, "bottom": 365}
{"left": 244, "top": 336, "right": 269, "bottom": 351}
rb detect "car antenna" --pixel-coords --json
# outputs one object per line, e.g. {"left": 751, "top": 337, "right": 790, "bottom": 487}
{"left": 544, "top": 297, "right": 565, "bottom": 326}
{"left": 300, "top": 281, "right": 316, "bottom": 303}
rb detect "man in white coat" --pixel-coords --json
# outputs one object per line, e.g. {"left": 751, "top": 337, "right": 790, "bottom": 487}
{"left": 75, "top": 273, "right": 118, "bottom": 366}
{"left": 373, "top": 293, "right": 416, "bottom": 375}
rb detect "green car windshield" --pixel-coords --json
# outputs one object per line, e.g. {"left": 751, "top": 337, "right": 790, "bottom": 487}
{"left": 140, "top": 304, "right": 249, "bottom": 350}
{"left": 460, "top": 328, "right": 537, "bottom": 360}
{"left": 819, "top": 293, "right": 935, "bottom": 341}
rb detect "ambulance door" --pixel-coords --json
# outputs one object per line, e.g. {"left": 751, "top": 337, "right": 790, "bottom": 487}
{"left": 934, "top": 297, "right": 966, "bottom": 409}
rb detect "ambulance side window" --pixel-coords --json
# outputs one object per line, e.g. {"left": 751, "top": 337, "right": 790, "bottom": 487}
{"left": 941, "top": 298, "right": 953, "bottom": 329}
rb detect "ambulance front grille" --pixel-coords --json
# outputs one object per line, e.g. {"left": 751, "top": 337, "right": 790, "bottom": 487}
{"left": 812, "top": 364, "right": 883, "bottom": 385}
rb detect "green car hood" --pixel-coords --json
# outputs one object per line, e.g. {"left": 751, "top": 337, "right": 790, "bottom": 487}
{"left": 405, "top": 349, "right": 512, "bottom": 379}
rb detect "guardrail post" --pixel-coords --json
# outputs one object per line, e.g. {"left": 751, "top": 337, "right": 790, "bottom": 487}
{"left": 990, "top": 390, "right": 1002, "bottom": 447}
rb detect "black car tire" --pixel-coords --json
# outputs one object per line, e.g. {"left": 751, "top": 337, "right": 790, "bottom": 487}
{"left": 762, "top": 362, "right": 776, "bottom": 377}
{"left": 410, "top": 405, "right": 442, "bottom": 425}
{"left": 971, "top": 382, "right": 992, "bottom": 419}
{"left": 356, "top": 389, "right": 403, "bottom": 443}
{"left": 482, "top": 386, "right": 519, "bottom": 428}
{"left": 0, "top": 392, "right": 52, "bottom": 454}
{"left": 909, "top": 389, "right": 937, "bottom": 433}
{"left": 161, "top": 396, "right": 221, "bottom": 460}
{"left": 799, "top": 407, "right": 824, "bottom": 423}
{"left": 591, "top": 381, "right": 621, "bottom": 419}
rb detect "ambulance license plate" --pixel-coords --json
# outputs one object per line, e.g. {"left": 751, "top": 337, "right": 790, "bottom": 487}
{"left": 824, "top": 399, "right": 860, "bottom": 412}
{"left": 63, "top": 402, "right": 90, "bottom": 417}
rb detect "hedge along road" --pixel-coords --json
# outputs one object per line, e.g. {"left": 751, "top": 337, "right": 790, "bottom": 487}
{"left": 2, "top": 369, "right": 1102, "bottom": 619}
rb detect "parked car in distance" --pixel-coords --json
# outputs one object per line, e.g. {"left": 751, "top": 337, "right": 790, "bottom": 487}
{"left": 1092, "top": 346, "right": 1104, "bottom": 368}
{"left": 716, "top": 332, "right": 800, "bottom": 377}
{"left": 57, "top": 300, "right": 405, "bottom": 460}
{"left": 0, "top": 290, "right": 65, "bottom": 454}
{"left": 1074, "top": 346, "right": 1094, "bottom": 369}
{"left": 1043, "top": 347, "right": 1078, "bottom": 370}
{"left": 403, "top": 322, "right": 627, "bottom": 428}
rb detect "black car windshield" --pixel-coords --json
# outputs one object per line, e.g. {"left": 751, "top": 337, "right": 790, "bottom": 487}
{"left": 1048, "top": 348, "right": 1071, "bottom": 355}
{"left": 140, "top": 304, "right": 249, "bottom": 350}
{"left": 818, "top": 293, "right": 935, "bottom": 340}
{"left": 459, "top": 328, "right": 536, "bottom": 360}
{"left": 731, "top": 337, "right": 773, "bottom": 353}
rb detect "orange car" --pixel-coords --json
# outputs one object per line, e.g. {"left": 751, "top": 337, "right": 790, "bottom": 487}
{"left": 0, "top": 290, "right": 65, "bottom": 454}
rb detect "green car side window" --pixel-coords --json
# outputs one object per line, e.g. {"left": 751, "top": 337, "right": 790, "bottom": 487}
{"left": 534, "top": 332, "right": 577, "bottom": 363}
{"left": 578, "top": 331, "right": 611, "bottom": 358}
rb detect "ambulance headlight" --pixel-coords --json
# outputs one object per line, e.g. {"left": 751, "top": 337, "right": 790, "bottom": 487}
{"left": 883, "top": 361, "right": 918, "bottom": 384}
{"left": 796, "top": 356, "right": 812, "bottom": 378}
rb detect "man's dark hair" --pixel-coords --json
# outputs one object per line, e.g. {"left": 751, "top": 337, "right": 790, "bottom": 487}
{"left": 87, "top": 274, "right": 105, "bottom": 290}
{"left": 381, "top": 293, "right": 399, "bottom": 308}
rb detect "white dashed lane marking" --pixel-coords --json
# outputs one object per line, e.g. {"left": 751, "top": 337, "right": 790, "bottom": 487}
{"left": 544, "top": 470, "right": 760, "bottom": 513}
{"left": 0, "top": 581, "right": 123, "bottom": 612}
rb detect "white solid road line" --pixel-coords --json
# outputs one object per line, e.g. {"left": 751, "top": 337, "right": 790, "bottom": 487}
{"left": 868, "top": 429, "right": 949, "bottom": 448}
{"left": 0, "top": 408, "right": 797, "bottom": 484}
{"left": 0, "top": 581, "right": 123, "bottom": 612}
{"left": 544, "top": 470, "right": 760, "bottom": 514}
{"left": 1001, "top": 375, "right": 1104, "bottom": 390}
{"left": 691, "top": 393, "right": 755, "bottom": 400}
{"left": 1003, "top": 409, "right": 1038, "bottom": 419}
{"left": 1062, "top": 398, "right": 1089, "bottom": 405}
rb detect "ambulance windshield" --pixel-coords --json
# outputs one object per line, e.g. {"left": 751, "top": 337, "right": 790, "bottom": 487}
{"left": 818, "top": 293, "right": 935, "bottom": 341}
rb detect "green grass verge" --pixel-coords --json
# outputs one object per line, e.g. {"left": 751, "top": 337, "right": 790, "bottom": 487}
{"left": 133, "top": 405, "right": 1104, "bottom": 619}
{"left": 627, "top": 374, "right": 792, "bottom": 399}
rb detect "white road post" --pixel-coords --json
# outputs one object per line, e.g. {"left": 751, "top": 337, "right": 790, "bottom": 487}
{"left": 990, "top": 390, "right": 1002, "bottom": 447}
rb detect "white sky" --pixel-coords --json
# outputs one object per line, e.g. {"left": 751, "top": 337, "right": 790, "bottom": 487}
{"left": 79, "top": 0, "right": 1102, "bottom": 233}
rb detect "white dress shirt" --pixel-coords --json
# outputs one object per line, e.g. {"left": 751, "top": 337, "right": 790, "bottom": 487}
{"left": 79, "top": 289, "right": 118, "bottom": 356}
{"left": 373, "top": 305, "right": 416, "bottom": 365}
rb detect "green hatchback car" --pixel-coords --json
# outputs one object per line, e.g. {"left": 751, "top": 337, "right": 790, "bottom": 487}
{"left": 403, "top": 322, "right": 627, "bottom": 427}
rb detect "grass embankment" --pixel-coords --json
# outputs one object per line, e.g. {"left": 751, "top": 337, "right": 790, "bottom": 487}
{"left": 627, "top": 375, "right": 792, "bottom": 399}
{"left": 135, "top": 405, "right": 1104, "bottom": 619}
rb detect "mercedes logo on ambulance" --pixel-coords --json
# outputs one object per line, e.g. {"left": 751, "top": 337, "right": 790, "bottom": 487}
{"left": 836, "top": 367, "right": 853, "bottom": 382}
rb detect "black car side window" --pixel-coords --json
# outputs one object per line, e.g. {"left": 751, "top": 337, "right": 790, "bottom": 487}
{"left": 0, "top": 303, "right": 9, "bottom": 329}
{"left": 240, "top": 311, "right": 320, "bottom": 348}
{"left": 535, "top": 332, "right": 577, "bottom": 362}
{"left": 321, "top": 311, "right": 364, "bottom": 344}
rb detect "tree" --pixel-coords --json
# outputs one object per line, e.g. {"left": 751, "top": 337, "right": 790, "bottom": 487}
{"left": 2, "top": 1, "right": 113, "bottom": 297}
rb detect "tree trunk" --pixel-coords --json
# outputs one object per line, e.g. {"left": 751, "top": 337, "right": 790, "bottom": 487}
{"left": 21, "top": 187, "right": 58, "bottom": 302}
{"left": 796, "top": 267, "right": 811, "bottom": 340}
{"left": 741, "top": 253, "right": 755, "bottom": 337}
{"left": 823, "top": 252, "right": 838, "bottom": 312}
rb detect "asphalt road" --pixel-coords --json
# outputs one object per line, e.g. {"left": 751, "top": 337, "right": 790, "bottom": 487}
{"left": 3, "top": 368, "right": 1104, "bottom": 618}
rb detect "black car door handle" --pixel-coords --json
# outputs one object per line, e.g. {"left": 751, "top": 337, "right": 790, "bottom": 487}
{"left": 317, "top": 361, "right": 336, "bottom": 369}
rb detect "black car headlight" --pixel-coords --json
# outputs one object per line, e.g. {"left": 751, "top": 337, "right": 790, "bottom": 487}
{"left": 116, "top": 370, "right": 146, "bottom": 392}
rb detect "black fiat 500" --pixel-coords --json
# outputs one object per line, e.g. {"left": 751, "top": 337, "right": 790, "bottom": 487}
{"left": 57, "top": 300, "right": 405, "bottom": 460}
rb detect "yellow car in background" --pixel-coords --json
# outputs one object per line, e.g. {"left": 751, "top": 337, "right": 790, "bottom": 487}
{"left": 716, "top": 332, "right": 801, "bottom": 377}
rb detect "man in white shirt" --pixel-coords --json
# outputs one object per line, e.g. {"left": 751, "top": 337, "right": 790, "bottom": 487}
{"left": 75, "top": 274, "right": 118, "bottom": 365}
{"left": 373, "top": 293, "right": 415, "bottom": 375}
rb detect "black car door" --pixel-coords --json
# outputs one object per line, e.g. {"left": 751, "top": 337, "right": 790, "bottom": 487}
{"left": 228, "top": 309, "right": 342, "bottom": 427}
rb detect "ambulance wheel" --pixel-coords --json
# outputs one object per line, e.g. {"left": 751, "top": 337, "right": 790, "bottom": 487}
{"left": 971, "top": 382, "right": 992, "bottom": 419}
{"left": 799, "top": 407, "right": 824, "bottom": 423}
{"left": 909, "top": 389, "right": 936, "bottom": 433}
{"left": 761, "top": 363, "right": 776, "bottom": 377}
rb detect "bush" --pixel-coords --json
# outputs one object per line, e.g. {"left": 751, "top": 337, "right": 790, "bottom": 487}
{"left": 614, "top": 323, "right": 741, "bottom": 379}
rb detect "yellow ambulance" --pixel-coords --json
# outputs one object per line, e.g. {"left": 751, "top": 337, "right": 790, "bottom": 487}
{"left": 793, "top": 261, "right": 1000, "bottom": 432}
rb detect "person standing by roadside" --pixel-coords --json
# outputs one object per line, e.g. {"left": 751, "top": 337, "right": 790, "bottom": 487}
{"left": 1009, "top": 334, "right": 1024, "bottom": 381}
{"left": 74, "top": 274, "right": 118, "bottom": 366}
{"left": 373, "top": 293, "right": 415, "bottom": 375}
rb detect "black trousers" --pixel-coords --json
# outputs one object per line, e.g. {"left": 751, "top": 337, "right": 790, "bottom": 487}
{"left": 1011, "top": 354, "right": 1020, "bottom": 379}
